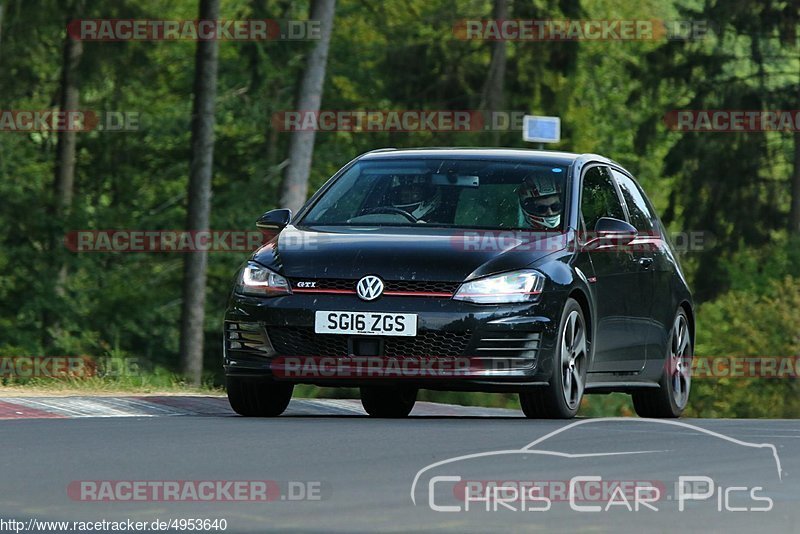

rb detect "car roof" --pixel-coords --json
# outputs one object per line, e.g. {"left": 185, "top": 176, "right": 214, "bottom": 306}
{"left": 357, "top": 147, "right": 615, "bottom": 168}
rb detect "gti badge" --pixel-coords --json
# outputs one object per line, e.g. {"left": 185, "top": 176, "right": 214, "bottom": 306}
{"left": 296, "top": 281, "right": 317, "bottom": 288}
{"left": 356, "top": 275, "right": 384, "bottom": 301}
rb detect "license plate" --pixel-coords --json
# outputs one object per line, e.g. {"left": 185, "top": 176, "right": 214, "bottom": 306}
{"left": 314, "top": 311, "right": 417, "bottom": 337}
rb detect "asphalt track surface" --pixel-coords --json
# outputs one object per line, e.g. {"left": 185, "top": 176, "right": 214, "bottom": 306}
{"left": 0, "top": 396, "right": 798, "bottom": 533}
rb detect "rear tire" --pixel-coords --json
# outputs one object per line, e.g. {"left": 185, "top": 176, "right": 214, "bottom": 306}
{"left": 633, "top": 308, "right": 692, "bottom": 418}
{"left": 519, "top": 298, "right": 587, "bottom": 419}
{"left": 360, "top": 386, "right": 417, "bottom": 418}
{"left": 226, "top": 376, "right": 293, "bottom": 417}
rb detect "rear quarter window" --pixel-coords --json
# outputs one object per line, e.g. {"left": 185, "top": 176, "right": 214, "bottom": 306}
{"left": 612, "top": 169, "right": 655, "bottom": 233}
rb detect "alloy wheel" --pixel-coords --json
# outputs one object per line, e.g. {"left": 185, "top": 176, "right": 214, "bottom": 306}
{"left": 560, "top": 309, "right": 587, "bottom": 410}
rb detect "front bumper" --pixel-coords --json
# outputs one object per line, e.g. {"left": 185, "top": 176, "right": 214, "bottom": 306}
{"left": 223, "top": 291, "right": 564, "bottom": 392}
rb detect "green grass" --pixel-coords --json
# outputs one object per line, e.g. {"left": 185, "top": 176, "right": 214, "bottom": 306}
{"left": 0, "top": 366, "right": 223, "bottom": 396}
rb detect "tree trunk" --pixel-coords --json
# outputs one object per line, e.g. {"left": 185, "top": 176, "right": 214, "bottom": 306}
{"left": 480, "top": 0, "right": 507, "bottom": 146}
{"left": 47, "top": 13, "right": 83, "bottom": 348}
{"left": 790, "top": 131, "right": 800, "bottom": 235}
{"left": 0, "top": 2, "right": 5, "bottom": 61}
{"left": 179, "top": 0, "right": 220, "bottom": 386}
{"left": 54, "top": 30, "right": 82, "bottom": 219}
{"left": 279, "top": 0, "right": 336, "bottom": 213}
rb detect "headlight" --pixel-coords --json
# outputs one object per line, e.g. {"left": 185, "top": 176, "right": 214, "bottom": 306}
{"left": 236, "top": 262, "right": 291, "bottom": 297}
{"left": 453, "top": 270, "right": 545, "bottom": 304}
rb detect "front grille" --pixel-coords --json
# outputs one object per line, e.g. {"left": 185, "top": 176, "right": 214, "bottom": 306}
{"left": 384, "top": 331, "right": 471, "bottom": 357}
{"left": 289, "top": 278, "right": 460, "bottom": 295}
{"left": 385, "top": 280, "right": 460, "bottom": 294}
{"left": 267, "top": 327, "right": 471, "bottom": 358}
{"left": 268, "top": 327, "right": 348, "bottom": 357}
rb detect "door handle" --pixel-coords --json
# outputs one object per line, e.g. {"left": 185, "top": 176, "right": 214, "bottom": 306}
{"left": 638, "top": 257, "right": 654, "bottom": 269}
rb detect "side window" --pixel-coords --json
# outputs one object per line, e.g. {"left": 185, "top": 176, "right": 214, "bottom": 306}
{"left": 612, "top": 169, "right": 654, "bottom": 232}
{"left": 580, "top": 166, "right": 625, "bottom": 231}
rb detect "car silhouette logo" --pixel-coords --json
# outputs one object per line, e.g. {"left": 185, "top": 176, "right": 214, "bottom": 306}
{"left": 356, "top": 275, "right": 384, "bottom": 301}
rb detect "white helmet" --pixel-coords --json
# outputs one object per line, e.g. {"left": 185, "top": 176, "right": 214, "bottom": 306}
{"left": 518, "top": 174, "right": 563, "bottom": 229}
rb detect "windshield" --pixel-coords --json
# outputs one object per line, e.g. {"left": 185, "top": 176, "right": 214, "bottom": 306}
{"left": 300, "top": 158, "right": 569, "bottom": 230}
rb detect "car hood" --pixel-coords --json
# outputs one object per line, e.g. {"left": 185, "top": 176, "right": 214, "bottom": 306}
{"left": 251, "top": 225, "right": 568, "bottom": 282}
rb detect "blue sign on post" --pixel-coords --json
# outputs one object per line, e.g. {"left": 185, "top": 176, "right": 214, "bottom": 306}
{"left": 522, "top": 115, "right": 561, "bottom": 143}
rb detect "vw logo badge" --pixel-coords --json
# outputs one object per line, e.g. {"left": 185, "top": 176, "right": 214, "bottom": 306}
{"left": 356, "top": 275, "right": 384, "bottom": 301}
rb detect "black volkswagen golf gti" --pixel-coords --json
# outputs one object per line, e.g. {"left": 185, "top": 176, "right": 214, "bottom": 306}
{"left": 224, "top": 148, "right": 694, "bottom": 419}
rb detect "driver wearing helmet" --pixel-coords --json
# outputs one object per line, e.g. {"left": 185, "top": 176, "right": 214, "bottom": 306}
{"left": 387, "top": 177, "right": 442, "bottom": 222}
{"left": 517, "top": 174, "right": 563, "bottom": 230}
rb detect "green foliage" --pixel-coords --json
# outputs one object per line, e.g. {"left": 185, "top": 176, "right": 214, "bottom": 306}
{"left": 631, "top": 0, "right": 799, "bottom": 300}
{"left": 687, "top": 239, "right": 800, "bottom": 418}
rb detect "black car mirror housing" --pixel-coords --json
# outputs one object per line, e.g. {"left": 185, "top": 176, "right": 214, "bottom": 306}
{"left": 256, "top": 209, "right": 292, "bottom": 231}
{"left": 583, "top": 217, "right": 638, "bottom": 248}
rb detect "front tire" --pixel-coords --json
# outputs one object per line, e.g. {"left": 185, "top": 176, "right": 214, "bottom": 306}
{"left": 519, "top": 298, "right": 587, "bottom": 419}
{"left": 632, "top": 308, "right": 692, "bottom": 418}
{"left": 226, "top": 376, "right": 293, "bottom": 417}
{"left": 360, "top": 386, "right": 417, "bottom": 417}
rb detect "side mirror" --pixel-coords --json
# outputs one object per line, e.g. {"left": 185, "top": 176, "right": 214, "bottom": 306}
{"left": 584, "top": 217, "right": 637, "bottom": 248}
{"left": 256, "top": 208, "right": 292, "bottom": 231}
